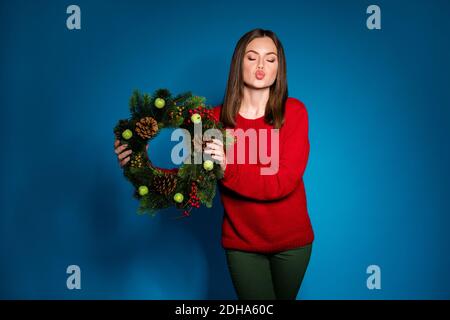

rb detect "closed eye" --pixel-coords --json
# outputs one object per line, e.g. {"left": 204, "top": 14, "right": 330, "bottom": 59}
{"left": 248, "top": 58, "right": 276, "bottom": 63}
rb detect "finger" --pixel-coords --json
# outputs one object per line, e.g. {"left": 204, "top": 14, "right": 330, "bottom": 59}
{"left": 118, "top": 149, "right": 132, "bottom": 160}
{"left": 212, "top": 138, "right": 223, "bottom": 146}
{"left": 206, "top": 143, "right": 222, "bottom": 151}
{"left": 114, "top": 144, "right": 128, "bottom": 155}
{"left": 205, "top": 140, "right": 219, "bottom": 148}
{"left": 204, "top": 148, "right": 220, "bottom": 155}
{"left": 114, "top": 139, "right": 120, "bottom": 148}
{"left": 211, "top": 153, "right": 223, "bottom": 160}
{"left": 211, "top": 154, "right": 224, "bottom": 163}
{"left": 205, "top": 147, "right": 222, "bottom": 156}
{"left": 204, "top": 149, "right": 224, "bottom": 158}
{"left": 115, "top": 144, "right": 126, "bottom": 155}
{"left": 120, "top": 156, "right": 130, "bottom": 167}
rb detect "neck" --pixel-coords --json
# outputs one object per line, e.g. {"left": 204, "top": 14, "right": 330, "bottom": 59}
{"left": 240, "top": 85, "right": 270, "bottom": 117}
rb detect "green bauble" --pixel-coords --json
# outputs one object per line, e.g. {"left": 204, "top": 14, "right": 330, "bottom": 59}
{"left": 154, "top": 98, "right": 166, "bottom": 109}
{"left": 173, "top": 192, "right": 184, "bottom": 203}
{"left": 122, "top": 129, "right": 133, "bottom": 140}
{"left": 203, "top": 160, "right": 214, "bottom": 171}
{"left": 138, "top": 185, "right": 149, "bottom": 196}
{"left": 191, "top": 113, "right": 202, "bottom": 124}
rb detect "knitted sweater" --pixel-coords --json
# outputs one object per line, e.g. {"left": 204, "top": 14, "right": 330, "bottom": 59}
{"left": 212, "top": 97, "right": 314, "bottom": 253}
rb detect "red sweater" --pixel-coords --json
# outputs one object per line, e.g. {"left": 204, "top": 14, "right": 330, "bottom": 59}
{"left": 212, "top": 97, "right": 314, "bottom": 253}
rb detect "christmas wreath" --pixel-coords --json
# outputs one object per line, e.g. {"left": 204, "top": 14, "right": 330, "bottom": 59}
{"left": 114, "top": 88, "right": 230, "bottom": 218}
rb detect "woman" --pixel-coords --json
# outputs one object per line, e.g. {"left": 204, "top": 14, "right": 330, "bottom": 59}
{"left": 114, "top": 28, "right": 314, "bottom": 300}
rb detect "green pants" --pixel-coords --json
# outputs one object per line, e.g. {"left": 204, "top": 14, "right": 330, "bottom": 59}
{"left": 225, "top": 243, "right": 312, "bottom": 300}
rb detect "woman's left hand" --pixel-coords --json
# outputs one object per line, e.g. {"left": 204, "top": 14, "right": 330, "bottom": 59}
{"left": 204, "top": 138, "right": 227, "bottom": 172}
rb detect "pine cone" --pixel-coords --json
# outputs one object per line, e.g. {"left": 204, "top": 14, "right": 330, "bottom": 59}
{"left": 151, "top": 172, "right": 177, "bottom": 196}
{"left": 135, "top": 117, "right": 158, "bottom": 139}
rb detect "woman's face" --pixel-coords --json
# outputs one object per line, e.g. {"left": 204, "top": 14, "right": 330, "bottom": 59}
{"left": 242, "top": 36, "right": 279, "bottom": 89}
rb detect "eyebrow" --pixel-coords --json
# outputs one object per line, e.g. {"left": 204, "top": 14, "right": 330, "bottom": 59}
{"left": 245, "top": 50, "right": 278, "bottom": 56}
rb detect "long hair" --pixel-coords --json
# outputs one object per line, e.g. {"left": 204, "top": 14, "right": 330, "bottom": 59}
{"left": 221, "top": 28, "right": 288, "bottom": 129}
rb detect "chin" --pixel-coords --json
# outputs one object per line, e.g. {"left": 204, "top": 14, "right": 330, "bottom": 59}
{"left": 244, "top": 80, "right": 271, "bottom": 90}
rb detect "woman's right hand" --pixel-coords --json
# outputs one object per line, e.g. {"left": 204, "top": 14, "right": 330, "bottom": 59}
{"left": 114, "top": 139, "right": 132, "bottom": 167}
{"left": 114, "top": 138, "right": 150, "bottom": 167}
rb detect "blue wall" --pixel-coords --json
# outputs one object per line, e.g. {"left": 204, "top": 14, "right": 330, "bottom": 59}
{"left": 0, "top": 0, "right": 449, "bottom": 299}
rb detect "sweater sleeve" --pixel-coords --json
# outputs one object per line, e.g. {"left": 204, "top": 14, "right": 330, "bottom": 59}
{"left": 219, "top": 100, "right": 310, "bottom": 201}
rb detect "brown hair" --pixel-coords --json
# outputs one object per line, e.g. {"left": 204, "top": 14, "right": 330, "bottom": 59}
{"left": 220, "top": 28, "right": 288, "bottom": 129}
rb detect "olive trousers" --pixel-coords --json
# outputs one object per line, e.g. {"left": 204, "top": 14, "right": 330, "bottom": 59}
{"left": 225, "top": 243, "right": 313, "bottom": 300}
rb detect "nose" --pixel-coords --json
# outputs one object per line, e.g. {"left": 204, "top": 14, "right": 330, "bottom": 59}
{"left": 258, "top": 58, "right": 264, "bottom": 69}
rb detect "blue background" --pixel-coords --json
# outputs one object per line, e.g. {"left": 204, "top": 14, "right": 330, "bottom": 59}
{"left": 1, "top": 0, "right": 449, "bottom": 299}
